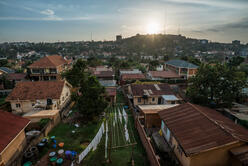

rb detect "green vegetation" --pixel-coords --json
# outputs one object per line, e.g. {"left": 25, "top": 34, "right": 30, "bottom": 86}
{"left": 48, "top": 122, "right": 101, "bottom": 152}
{"left": 0, "top": 97, "right": 6, "bottom": 105}
{"left": 187, "top": 63, "right": 247, "bottom": 107}
{"left": 62, "top": 59, "right": 108, "bottom": 121}
{"left": 38, "top": 118, "right": 50, "bottom": 129}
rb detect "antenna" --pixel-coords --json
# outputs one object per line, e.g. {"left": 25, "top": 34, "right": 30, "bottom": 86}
{"left": 178, "top": 24, "right": 181, "bottom": 35}
{"left": 91, "top": 32, "right": 93, "bottom": 42}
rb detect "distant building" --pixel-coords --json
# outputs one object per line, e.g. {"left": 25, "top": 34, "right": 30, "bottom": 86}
{"left": 165, "top": 60, "right": 198, "bottom": 79}
{"left": 147, "top": 71, "right": 180, "bottom": 80}
{"left": 0, "top": 67, "right": 14, "bottom": 75}
{"left": 119, "top": 69, "right": 142, "bottom": 76}
{"left": 128, "top": 83, "right": 182, "bottom": 106}
{"left": 116, "top": 35, "right": 122, "bottom": 41}
{"left": 27, "top": 55, "right": 71, "bottom": 81}
{"left": 6, "top": 80, "right": 71, "bottom": 114}
{"left": 120, "top": 74, "right": 145, "bottom": 85}
{"left": 200, "top": 39, "right": 208, "bottom": 44}
{"left": 0, "top": 110, "right": 30, "bottom": 166}
{"left": 232, "top": 40, "right": 241, "bottom": 45}
{"left": 158, "top": 103, "right": 248, "bottom": 166}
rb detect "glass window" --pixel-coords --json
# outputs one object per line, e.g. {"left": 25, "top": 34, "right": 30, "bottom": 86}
{"left": 138, "top": 98, "right": 141, "bottom": 103}
{"left": 16, "top": 103, "right": 21, "bottom": 108}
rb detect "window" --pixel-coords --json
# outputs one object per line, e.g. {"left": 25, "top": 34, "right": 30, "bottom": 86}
{"left": 171, "top": 101, "right": 175, "bottom": 104}
{"left": 138, "top": 98, "right": 141, "bottom": 103}
{"left": 152, "top": 98, "right": 155, "bottom": 102}
{"left": 32, "top": 103, "right": 35, "bottom": 106}
{"left": 66, "top": 92, "right": 68, "bottom": 96}
{"left": 16, "top": 103, "right": 21, "bottom": 108}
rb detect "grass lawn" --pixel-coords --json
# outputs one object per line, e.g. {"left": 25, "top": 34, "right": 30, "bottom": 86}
{"left": 82, "top": 91, "right": 149, "bottom": 166}
{"left": 48, "top": 121, "right": 102, "bottom": 153}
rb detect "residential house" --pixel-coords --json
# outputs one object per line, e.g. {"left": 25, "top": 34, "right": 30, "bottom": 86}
{"left": 6, "top": 80, "right": 71, "bottom": 114}
{"left": 137, "top": 104, "right": 178, "bottom": 128}
{"left": 94, "top": 71, "right": 115, "bottom": 80}
{"left": 99, "top": 80, "right": 117, "bottom": 104}
{"left": 120, "top": 73, "right": 146, "bottom": 85}
{"left": 147, "top": 70, "right": 181, "bottom": 80}
{"left": 158, "top": 103, "right": 248, "bottom": 166}
{"left": 27, "top": 55, "right": 71, "bottom": 81}
{"left": 0, "top": 110, "right": 30, "bottom": 166}
{"left": 128, "top": 83, "right": 181, "bottom": 106}
{"left": 165, "top": 60, "right": 198, "bottom": 79}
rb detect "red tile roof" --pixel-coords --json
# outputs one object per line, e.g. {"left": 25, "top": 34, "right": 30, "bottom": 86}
{"left": 0, "top": 110, "right": 30, "bottom": 153}
{"left": 28, "top": 55, "right": 67, "bottom": 68}
{"left": 94, "top": 71, "right": 115, "bottom": 78}
{"left": 130, "top": 83, "right": 174, "bottom": 96}
{"left": 6, "top": 73, "right": 26, "bottom": 81}
{"left": 149, "top": 70, "right": 180, "bottom": 78}
{"left": 121, "top": 74, "right": 146, "bottom": 81}
{"left": 6, "top": 81, "right": 65, "bottom": 101}
{"left": 158, "top": 103, "right": 248, "bottom": 156}
{"left": 106, "top": 87, "right": 117, "bottom": 96}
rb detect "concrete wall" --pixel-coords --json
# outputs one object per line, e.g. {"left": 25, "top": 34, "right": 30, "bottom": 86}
{"left": 9, "top": 99, "right": 59, "bottom": 113}
{"left": 136, "top": 117, "right": 160, "bottom": 166}
{"left": 0, "top": 129, "right": 27, "bottom": 166}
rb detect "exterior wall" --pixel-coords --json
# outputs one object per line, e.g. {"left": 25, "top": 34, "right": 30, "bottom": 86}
{"left": 9, "top": 99, "right": 59, "bottom": 113}
{"left": 133, "top": 96, "right": 159, "bottom": 106}
{"left": 59, "top": 83, "right": 71, "bottom": 109}
{"left": 136, "top": 117, "right": 160, "bottom": 166}
{"left": 161, "top": 120, "right": 245, "bottom": 166}
{"left": 190, "top": 142, "right": 245, "bottom": 166}
{"left": 144, "top": 113, "right": 161, "bottom": 128}
{"left": 0, "top": 129, "right": 27, "bottom": 166}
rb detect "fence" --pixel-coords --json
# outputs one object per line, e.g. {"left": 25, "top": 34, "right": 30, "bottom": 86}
{"left": 122, "top": 85, "right": 160, "bottom": 166}
{"left": 136, "top": 117, "right": 160, "bottom": 166}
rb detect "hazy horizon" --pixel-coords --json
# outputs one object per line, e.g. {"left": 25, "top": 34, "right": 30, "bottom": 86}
{"left": 1, "top": 0, "right": 248, "bottom": 43}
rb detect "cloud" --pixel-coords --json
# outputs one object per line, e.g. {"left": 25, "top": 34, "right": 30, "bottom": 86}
{"left": 40, "top": 9, "right": 54, "bottom": 16}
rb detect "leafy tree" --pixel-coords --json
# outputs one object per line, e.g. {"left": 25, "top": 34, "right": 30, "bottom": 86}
{"left": 149, "top": 60, "right": 160, "bottom": 70}
{"left": 228, "top": 56, "right": 244, "bottom": 67}
{"left": 75, "top": 76, "right": 108, "bottom": 121}
{"left": 187, "top": 64, "right": 247, "bottom": 107}
{"left": 61, "top": 59, "right": 87, "bottom": 87}
{"left": 0, "top": 60, "right": 9, "bottom": 67}
{"left": 87, "top": 57, "right": 102, "bottom": 67}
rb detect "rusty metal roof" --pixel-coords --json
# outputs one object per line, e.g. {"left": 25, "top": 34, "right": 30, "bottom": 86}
{"left": 158, "top": 103, "right": 248, "bottom": 156}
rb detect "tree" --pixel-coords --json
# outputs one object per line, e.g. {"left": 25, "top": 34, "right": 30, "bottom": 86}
{"left": 76, "top": 76, "right": 108, "bottom": 121}
{"left": 149, "top": 60, "right": 160, "bottom": 70}
{"left": 228, "top": 56, "right": 244, "bottom": 67}
{"left": 61, "top": 59, "right": 87, "bottom": 87}
{"left": 187, "top": 64, "right": 247, "bottom": 107}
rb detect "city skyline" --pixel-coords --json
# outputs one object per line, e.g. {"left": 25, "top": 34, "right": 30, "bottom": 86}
{"left": 0, "top": 0, "right": 248, "bottom": 43}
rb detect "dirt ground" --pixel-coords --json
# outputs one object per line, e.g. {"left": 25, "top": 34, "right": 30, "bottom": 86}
{"left": 35, "top": 150, "right": 73, "bottom": 166}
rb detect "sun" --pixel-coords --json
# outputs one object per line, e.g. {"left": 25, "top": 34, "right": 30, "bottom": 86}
{"left": 146, "top": 22, "right": 160, "bottom": 34}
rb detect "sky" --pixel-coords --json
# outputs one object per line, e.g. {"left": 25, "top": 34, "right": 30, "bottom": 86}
{"left": 0, "top": 0, "right": 248, "bottom": 43}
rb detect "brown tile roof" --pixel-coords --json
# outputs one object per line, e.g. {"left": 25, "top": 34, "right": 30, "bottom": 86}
{"left": 94, "top": 71, "right": 115, "bottom": 78}
{"left": 106, "top": 87, "right": 117, "bottom": 96}
{"left": 6, "top": 81, "right": 65, "bottom": 101}
{"left": 158, "top": 103, "right": 248, "bottom": 156}
{"left": 149, "top": 70, "right": 180, "bottom": 78}
{"left": 121, "top": 74, "right": 146, "bottom": 81}
{"left": 131, "top": 83, "right": 174, "bottom": 96}
{"left": 6, "top": 73, "right": 26, "bottom": 81}
{"left": 0, "top": 110, "right": 30, "bottom": 153}
{"left": 28, "top": 55, "right": 67, "bottom": 68}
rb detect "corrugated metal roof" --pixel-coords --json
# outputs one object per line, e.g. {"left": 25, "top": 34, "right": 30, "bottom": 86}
{"left": 131, "top": 83, "right": 174, "bottom": 96}
{"left": 162, "top": 95, "right": 179, "bottom": 101}
{"left": 0, "top": 67, "right": 14, "bottom": 74}
{"left": 165, "top": 60, "right": 198, "bottom": 69}
{"left": 158, "top": 103, "right": 248, "bottom": 156}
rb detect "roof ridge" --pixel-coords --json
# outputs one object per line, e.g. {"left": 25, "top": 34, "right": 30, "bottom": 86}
{"left": 188, "top": 103, "right": 244, "bottom": 142}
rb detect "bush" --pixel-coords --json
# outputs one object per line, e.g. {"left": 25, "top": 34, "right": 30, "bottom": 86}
{"left": 39, "top": 118, "right": 51, "bottom": 129}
